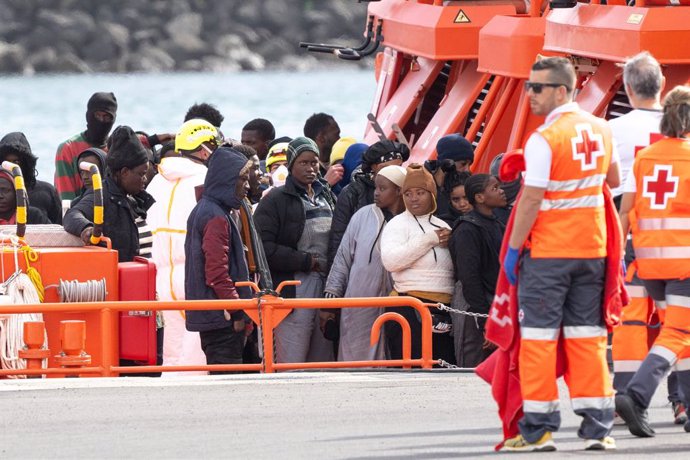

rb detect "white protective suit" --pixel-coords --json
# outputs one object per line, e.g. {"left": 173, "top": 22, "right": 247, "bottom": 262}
{"left": 147, "top": 156, "right": 207, "bottom": 374}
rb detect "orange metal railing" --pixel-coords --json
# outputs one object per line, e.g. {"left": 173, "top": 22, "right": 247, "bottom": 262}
{"left": 0, "top": 280, "right": 436, "bottom": 377}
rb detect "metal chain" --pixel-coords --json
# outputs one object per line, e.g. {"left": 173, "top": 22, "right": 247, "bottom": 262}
{"left": 434, "top": 303, "right": 489, "bottom": 318}
{"left": 437, "top": 359, "right": 461, "bottom": 369}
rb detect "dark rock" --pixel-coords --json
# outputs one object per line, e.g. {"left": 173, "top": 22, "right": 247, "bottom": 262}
{"left": 127, "top": 45, "right": 175, "bottom": 72}
{"left": 28, "top": 47, "right": 58, "bottom": 72}
{"left": 0, "top": 42, "right": 26, "bottom": 73}
{"left": 54, "top": 53, "right": 92, "bottom": 73}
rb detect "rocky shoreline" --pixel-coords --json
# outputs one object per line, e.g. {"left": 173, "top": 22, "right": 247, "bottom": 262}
{"left": 0, "top": 0, "right": 370, "bottom": 74}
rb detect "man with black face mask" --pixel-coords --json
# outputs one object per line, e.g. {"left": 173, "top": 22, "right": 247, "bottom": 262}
{"left": 55, "top": 92, "right": 117, "bottom": 202}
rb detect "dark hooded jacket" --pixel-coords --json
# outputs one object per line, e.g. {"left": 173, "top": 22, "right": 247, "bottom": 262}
{"left": 0, "top": 132, "right": 62, "bottom": 224}
{"left": 185, "top": 147, "right": 252, "bottom": 332}
{"left": 327, "top": 171, "right": 375, "bottom": 268}
{"left": 449, "top": 210, "right": 505, "bottom": 314}
{"left": 70, "top": 147, "right": 108, "bottom": 208}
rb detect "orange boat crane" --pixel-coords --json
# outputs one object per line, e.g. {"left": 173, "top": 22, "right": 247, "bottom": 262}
{"left": 345, "top": 0, "right": 690, "bottom": 172}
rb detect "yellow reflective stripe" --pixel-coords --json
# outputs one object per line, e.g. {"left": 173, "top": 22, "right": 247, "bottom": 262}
{"left": 168, "top": 234, "right": 178, "bottom": 301}
{"left": 92, "top": 173, "right": 102, "bottom": 190}
{"left": 152, "top": 228, "right": 187, "bottom": 235}
{"left": 16, "top": 207, "right": 27, "bottom": 223}
{"left": 167, "top": 179, "right": 181, "bottom": 223}
{"left": 94, "top": 206, "right": 104, "bottom": 225}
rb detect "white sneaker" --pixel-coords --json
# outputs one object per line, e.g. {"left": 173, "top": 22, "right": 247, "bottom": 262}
{"left": 585, "top": 436, "right": 616, "bottom": 451}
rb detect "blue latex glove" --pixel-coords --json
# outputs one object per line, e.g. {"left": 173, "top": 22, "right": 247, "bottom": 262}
{"left": 621, "top": 259, "right": 627, "bottom": 278}
{"left": 503, "top": 247, "right": 520, "bottom": 286}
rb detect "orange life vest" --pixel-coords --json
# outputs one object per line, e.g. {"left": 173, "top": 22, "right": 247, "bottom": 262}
{"left": 630, "top": 138, "right": 690, "bottom": 279}
{"left": 529, "top": 111, "right": 613, "bottom": 258}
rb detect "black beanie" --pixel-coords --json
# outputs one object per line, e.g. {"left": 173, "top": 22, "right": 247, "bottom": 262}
{"left": 362, "top": 140, "right": 410, "bottom": 166}
{"left": 436, "top": 134, "right": 474, "bottom": 163}
{"left": 106, "top": 126, "right": 149, "bottom": 172}
{"left": 87, "top": 92, "right": 118, "bottom": 116}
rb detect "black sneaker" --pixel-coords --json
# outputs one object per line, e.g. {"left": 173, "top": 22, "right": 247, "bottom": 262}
{"left": 615, "top": 394, "right": 656, "bottom": 438}
{"left": 684, "top": 416, "right": 690, "bottom": 433}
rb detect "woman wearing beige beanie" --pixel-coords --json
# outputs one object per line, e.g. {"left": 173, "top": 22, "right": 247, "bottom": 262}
{"left": 380, "top": 163, "right": 456, "bottom": 364}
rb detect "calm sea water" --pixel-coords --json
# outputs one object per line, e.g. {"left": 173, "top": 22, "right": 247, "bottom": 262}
{"left": 0, "top": 69, "right": 376, "bottom": 181}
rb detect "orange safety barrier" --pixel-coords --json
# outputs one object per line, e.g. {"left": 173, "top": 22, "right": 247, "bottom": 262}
{"left": 0, "top": 280, "right": 436, "bottom": 377}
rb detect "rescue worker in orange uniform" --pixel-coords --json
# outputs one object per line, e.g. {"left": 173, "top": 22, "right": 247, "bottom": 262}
{"left": 501, "top": 57, "right": 621, "bottom": 452}
{"left": 615, "top": 85, "right": 690, "bottom": 437}
{"left": 609, "top": 52, "right": 687, "bottom": 425}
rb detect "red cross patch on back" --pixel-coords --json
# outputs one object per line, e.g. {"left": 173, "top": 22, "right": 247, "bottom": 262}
{"left": 643, "top": 164, "right": 679, "bottom": 210}
{"left": 570, "top": 123, "right": 605, "bottom": 171}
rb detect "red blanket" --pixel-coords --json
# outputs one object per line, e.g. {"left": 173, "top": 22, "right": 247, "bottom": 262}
{"left": 475, "top": 150, "right": 628, "bottom": 450}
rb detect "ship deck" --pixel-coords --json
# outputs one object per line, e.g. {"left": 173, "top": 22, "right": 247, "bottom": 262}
{"left": 0, "top": 371, "right": 686, "bottom": 458}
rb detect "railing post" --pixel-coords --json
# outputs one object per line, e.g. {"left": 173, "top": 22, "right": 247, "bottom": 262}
{"left": 54, "top": 320, "right": 91, "bottom": 376}
{"left": 100, "top": 308, "right": 113, "bottom": 377}
{"left": 262, "top": 302, "right": 275, "bottom": 373}
{"left": 18, "top": 321, "right": 50, "bottom": 378}
{"left": 371, "top": 312, "right": 412, "bottom": 369}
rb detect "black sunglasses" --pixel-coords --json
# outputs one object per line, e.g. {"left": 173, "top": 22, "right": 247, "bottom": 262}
{"left": 524, "top": 81, "right": 570, "bottom": 94}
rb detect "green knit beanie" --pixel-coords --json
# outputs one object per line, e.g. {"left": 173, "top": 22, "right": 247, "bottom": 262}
{"left": 286, "top": 137, "right": 319, "bottom": 170}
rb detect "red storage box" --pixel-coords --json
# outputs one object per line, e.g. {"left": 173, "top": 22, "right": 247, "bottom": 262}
{"left": 118, "top": 257, "right": 157, "bottom": 364}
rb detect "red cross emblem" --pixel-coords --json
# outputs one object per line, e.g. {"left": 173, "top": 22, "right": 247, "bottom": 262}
{"left": 643, "top": 165, "right": 679, "bottom": 210}
{"left": 571, "top": 124, "right": 605, "bottom": 171}
{"left": 634, "top": 133, "right": 664, "bottom": 157}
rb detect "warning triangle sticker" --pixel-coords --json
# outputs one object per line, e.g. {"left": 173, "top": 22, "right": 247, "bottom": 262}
{"left": 454, "top": 10, "right": 470, "bottom": 23}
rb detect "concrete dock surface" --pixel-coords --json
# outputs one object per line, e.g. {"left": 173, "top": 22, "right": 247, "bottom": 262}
{"left": 0, "top": 371, "right": 687, "bottom": 458}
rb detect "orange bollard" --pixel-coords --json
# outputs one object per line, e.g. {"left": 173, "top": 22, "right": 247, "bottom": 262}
{"left": 18, "top": 321, "right": 50, "bottom": 378}
{"left": 371, "top": 312, "right": 412, "bottom": 369}
{"left": 54, "top": 320, "right": 91, "bottom": 375}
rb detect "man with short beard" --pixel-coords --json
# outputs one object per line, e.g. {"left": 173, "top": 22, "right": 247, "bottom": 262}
{"left": 55, "top": 92, "right": 117, "bottom": 201}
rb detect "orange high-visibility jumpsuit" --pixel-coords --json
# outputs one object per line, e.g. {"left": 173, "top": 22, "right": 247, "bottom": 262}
{"left": 518, "top": 104, "right": 616, "bottom": 443}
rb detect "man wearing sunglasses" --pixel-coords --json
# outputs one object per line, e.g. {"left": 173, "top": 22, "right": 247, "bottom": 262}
{"left": 501, "top": 57, "right": 621, "bottom": 452}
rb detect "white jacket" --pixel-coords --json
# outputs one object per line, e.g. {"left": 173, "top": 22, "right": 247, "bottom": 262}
{"left": 147, "top": 156, "right": 207, "bottom": 301}
{"left": 380, "top": 210, "right": 454, "bottom": 295}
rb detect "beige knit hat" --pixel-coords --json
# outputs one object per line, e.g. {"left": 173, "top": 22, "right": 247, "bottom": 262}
{"left": 377, "top": 165, "right": 407, "bottom": 188}
{"left": 402, "top": 163, "right": 436, "bottom": 196}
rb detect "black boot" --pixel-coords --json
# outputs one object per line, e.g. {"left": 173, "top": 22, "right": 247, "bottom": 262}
{"left": 615, "top": 394, "right": 656, "bottom": 438}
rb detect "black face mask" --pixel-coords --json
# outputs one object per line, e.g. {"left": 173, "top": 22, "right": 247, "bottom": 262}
{"left": 85, "top": 112, "right": 114, "bottom": 147}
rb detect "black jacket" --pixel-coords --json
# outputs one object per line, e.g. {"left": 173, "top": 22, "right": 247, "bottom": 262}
{"left": 28, "top": 180, "right": 62, "bottom": 224}
{"left": 254, "top": 175, "right": 335, "bottom": 298}
{"left": 63, "top": 176, "right": 155, "bottom": 262}
{"left": 449, "top": 210, "right": 505, "bottom": 314}
{"left": 327, "top": 172, "right": 375, "bottom": 267}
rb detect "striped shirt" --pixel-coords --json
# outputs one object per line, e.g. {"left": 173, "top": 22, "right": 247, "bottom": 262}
{"left": 136, "top": 216, "right": 153, "bottom": 258}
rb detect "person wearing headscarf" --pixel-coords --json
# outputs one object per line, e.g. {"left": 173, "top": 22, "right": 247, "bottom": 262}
{"left": 55, "top": 92, "right": 118, "bottom": 201}
{"left": 490, "top": 152, "right": 522, "bottom": 225}
{"left": 254, "top": 137, "right": 337, "bottom": 364}
{"left": 327, "top": 139, "right": 408, "bottom": 269}
{"left": 324, "top": 165, "right": 406, "bottom": 361}
{"left": 0, "top": 132, "right": 62, "bottom": 224}
{"left": 380, "top": 163, "right": 456, "bottom": 365}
